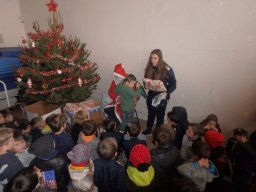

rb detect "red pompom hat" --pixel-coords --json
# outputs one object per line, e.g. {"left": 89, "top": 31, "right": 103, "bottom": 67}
{"left": 129, "top": 144, "right": 151, "bottom": 168}
{"left": 204, "top": 130, "right": 225, "bottom": 149}
{"left": 113, "top": 63, "right": 127, "bottom": 79}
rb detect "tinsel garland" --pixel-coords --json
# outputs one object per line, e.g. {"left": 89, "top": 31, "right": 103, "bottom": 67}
{"left": 16, "top": 62, "right": 97, "bottom": 77}
{"left": 26, "top": 75, "right": 100, "bottom": 95}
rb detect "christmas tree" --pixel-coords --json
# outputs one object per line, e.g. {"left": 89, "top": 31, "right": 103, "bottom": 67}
{"left": 15, "top": 0, "right": 100, "bottom": 105}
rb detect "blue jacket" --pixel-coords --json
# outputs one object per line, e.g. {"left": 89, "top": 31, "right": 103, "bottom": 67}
{"left": 52, "top": 132, "right": 75, "bottom": 155}
{"left": 93, "top": 158, "right": 126, "bottom": 192}
{"left": 0, "top": 152, "right": 24, "bottom": 191}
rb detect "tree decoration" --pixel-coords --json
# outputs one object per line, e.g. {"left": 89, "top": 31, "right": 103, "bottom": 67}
{"left": 15, "top": 0, "right": 100, "bottom": 105}
{"left": 17, "top": 77, "right": 22, "bottom": 82}
{"left": 27, "top": 78, "right": 32, "bottom": 88}
{"left": 47, "top": 0, "right": 58, "bottom": 12}
{"left": 78, "top": 78, "right": 82, "bottom": 87}
{"left": 56, "top": 69, "right": 62, "bottom": 74}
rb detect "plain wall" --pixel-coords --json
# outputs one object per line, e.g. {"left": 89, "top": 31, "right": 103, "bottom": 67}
{"left": 0, "top": 0, "right": 26, "bottom": 47}
{"left": 19, "top": 0, "right": 256, "bottom": 137}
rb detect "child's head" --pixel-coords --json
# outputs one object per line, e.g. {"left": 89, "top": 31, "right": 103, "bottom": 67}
{"left": 17, "top": 119, "right": 31, "bottom": 135}
{"left": 129, "top": 144, "right": 151, "bottom": 172}
{"left": 192, "top": 140, "right": 211, "bottom": 159}
{"left": 233, "top": 128, "right": 248, "bottom": 142}
{"left": 12, "top": 129, "right": 26, "bottom": 153}
{"left": 123, "top": 74, "right": 137, "bottom": 88}
{"left": 0, "top": 128, "right": 14, "bottom": 151}
{"left": 97, "top": 137, "right": 117, "bottom": 160}
{"left": 48, "top": 114, "right": 67, "bottom": 133}
{"left": 204, "top": 130, "right": 225, "bottom": 149}
{"left": 2, "top": 109, "right": 14, "bottom": 123}
{"left": 29, "top": 135, "right": 58, "bottom": 160}
{"left": 186, "top": 123, "right": 203, "bottom": 140}
{"left": 73, "top": 110, "right": 90, "bottom": 125}
{"left": 45, "top": 114, "right": 56, "bottom": 126}
{"left": 153, "top": 126, "right": 175, "bottom": 148}
{"left": 81, "top": 120, "right": 97, "bottom": 136}
{"left": 127, "top": 123, "right": 141, "bottom": 137}
{"left": 167, "top": 111, "right": 178, "bottom": 126}
{"left": 30, "top": 117, "right": 45, "bottom": 130}
{"left": 67, "top": 143, "right": 91, "bottom": 165}
{"left": 0, "top": 111, "right": 5, "bottom": 125}
{"left": 102, "top": 117, "right": 116, "bottom": 132}
{"left": 10, "top": 167, "right": 41, "bottom": 192}
{"left": 250, "top": 130, "right": 256, "bottom": 150}
{"left": 172, "top": 176, "right": 200, "bottom": 192}
{"left": 201, "top": 114, "right": 220, "bottom": 131}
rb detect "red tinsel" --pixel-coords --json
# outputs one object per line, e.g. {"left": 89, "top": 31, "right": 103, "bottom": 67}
{"left": 26, "top": 25, "right": 64, "bottom": 42}
{"left": 16, "top": 62, "right": 97, "bottom": 77}
{"left": 26, "top": 75, "right": 100, "bottom": 95}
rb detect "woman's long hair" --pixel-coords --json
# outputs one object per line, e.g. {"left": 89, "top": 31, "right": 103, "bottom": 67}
{"left": 144, "top": 49, "right": 168, "bottom": 80}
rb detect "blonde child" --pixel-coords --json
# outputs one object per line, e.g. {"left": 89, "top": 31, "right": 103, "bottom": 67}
{"left": 93, "top": 138, "right": 126, "bottom": 192}
{"left": 72, "top": 110, "right": 90, "bottom": 144}
{"left": 11, "top": 129, "right": 35, "bottom": 167}
{"left": 114, "top": 74, "right": 142, "bottom": 132}
{"left": 30, "top": 116, "right": 52, "bottom": 143}
{"left": 0, "top": 128, "right": 24, "bottom": 191}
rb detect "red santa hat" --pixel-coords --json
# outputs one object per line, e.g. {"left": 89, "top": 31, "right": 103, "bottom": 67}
{"left": 113, "top": 63, "right": 127, "bottom": 79}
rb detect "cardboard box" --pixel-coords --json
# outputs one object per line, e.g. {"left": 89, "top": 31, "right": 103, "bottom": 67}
{"left": 25, "top": 101, "right": 61, "bottom": 121}
{"left": 64, "top": 99, "right": 103, "bottom": 124}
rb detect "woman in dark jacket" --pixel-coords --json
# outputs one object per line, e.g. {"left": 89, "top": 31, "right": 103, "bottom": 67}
{"left": 143, "top": 49, "right": 176, "bottom": 135}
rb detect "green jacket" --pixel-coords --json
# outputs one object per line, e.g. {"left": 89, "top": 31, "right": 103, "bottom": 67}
{"left": 114, "top": 83, "right": 142, "bottom": 112}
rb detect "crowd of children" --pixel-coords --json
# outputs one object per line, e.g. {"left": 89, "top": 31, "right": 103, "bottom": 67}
{"left": 0, "top": 75, "right": 256, "bottom": 192}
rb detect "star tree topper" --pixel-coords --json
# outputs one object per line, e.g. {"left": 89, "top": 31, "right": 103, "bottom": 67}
{"left": 47, "top": 0, "right": 58, "bottom": 12}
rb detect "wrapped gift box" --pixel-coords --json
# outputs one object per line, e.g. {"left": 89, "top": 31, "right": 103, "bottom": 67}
{"left": 25, "top": 101, "right": 61, "bottom": 121}
{"left": 64, "top": 99, "right": 103, "bottom": 124}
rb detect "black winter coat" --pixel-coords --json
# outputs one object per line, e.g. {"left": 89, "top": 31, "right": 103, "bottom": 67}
{"left": 29, "top": 154, "right": 69, "bottom": 192}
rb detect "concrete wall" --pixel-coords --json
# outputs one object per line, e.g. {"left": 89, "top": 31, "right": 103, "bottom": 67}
{"left": 0, "top": 0, "right": 26, "bottom": 47}
{"left": 20, "top": 0, "right": 256, "bottom": 136}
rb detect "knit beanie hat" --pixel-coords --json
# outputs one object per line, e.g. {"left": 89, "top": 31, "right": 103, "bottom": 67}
{"left": 204, "top": 130, "right": 225, "bottom": 149}
{"left": 129, "top": 144, "right": 151, "bottom": 168}
{"left": 67, "top": 143, "right": 91, "bottom": 165}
